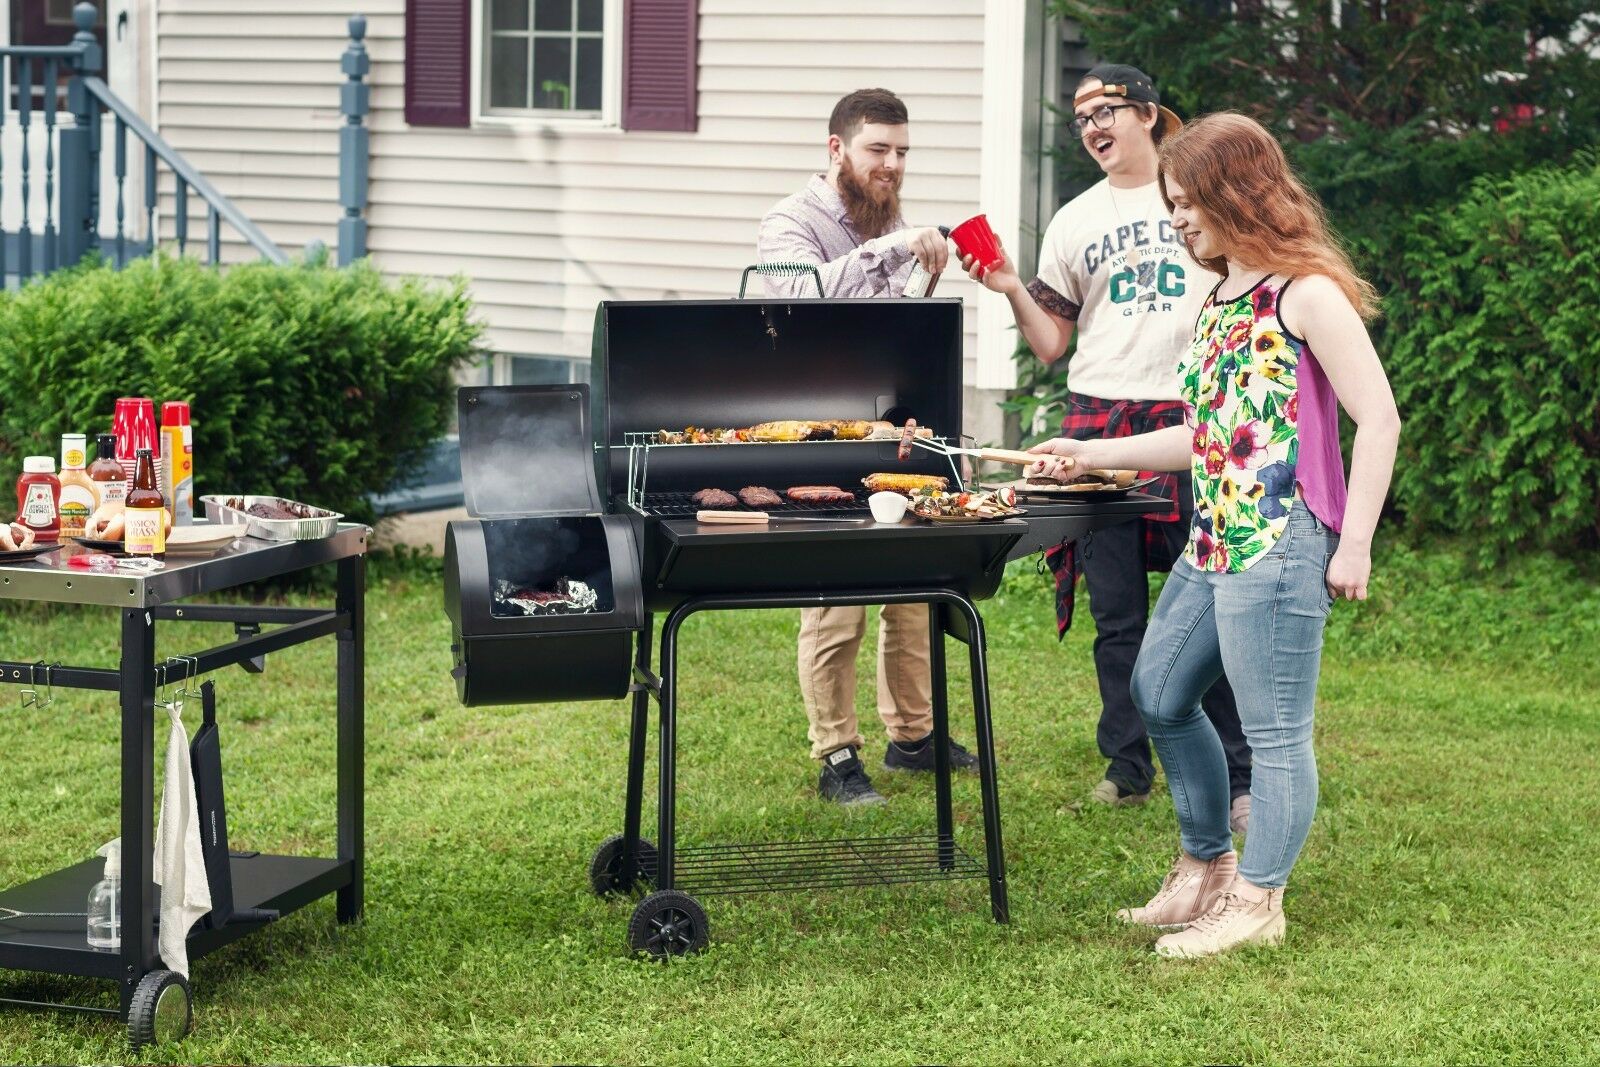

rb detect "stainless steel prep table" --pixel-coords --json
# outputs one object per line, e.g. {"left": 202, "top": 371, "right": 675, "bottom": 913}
{"left": 0, "top": 525, "right": 367, "bottom": 1049}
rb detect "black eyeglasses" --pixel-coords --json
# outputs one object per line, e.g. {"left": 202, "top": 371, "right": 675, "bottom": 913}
{"left": 1068, "top": 104, "right": 1138, "bottom": 139}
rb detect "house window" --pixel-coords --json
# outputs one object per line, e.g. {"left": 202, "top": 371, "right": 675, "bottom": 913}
{"left": 499, "top": 353, "right": 591, "bottom": 386}
{"left": 485, "top": 0, "right": 610, "bottom": 116}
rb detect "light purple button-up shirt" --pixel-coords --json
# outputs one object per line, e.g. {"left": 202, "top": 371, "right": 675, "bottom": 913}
{"left": 756, "top": 174, "right": 913, "bottom": 298}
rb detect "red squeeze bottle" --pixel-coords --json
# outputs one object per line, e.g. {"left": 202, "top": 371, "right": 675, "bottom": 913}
{"left": 17, "top": 456, "right": 62, "bottom": 543}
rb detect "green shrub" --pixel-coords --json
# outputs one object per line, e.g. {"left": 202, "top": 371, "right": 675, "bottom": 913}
{"left": 1385, "top": 151, "right": 1600, "bottom": 560}
{"left": 0, "top": 255, "right": 483, "bottom": 525}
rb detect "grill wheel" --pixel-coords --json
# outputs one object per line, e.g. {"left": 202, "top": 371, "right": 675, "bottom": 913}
{"left": 589, "top": 834, "right": 658, "bottom": 897}
{"left": 628, "top": 890, "right": 710, "bottom": 959}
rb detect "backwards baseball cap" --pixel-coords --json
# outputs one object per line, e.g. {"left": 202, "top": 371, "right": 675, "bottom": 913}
{"left": 1074, "top": 63, "right": 1182, "bottom": 140}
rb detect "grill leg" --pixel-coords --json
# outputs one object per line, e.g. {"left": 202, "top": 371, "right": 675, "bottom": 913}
{"left": 657, "top": 606, "right": 697, "bottom": 892}
{"left": 336, "top": 554, "right": 365, "bottom": 924}
{"left": 928, "top": 602, "right": 955, "bottom": 870}
{"left": 119, "top": 608, "right": 157, "bottom": 1016}
{"left": 620, "top": 619, "right": 653, "bottom": 884}
{"left": 953, "top": 596, "right": 1008, "bottom": 924}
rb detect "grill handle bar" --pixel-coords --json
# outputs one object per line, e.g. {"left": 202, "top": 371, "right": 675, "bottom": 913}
{"left": 738, "top": 262, "right": 825, "bottom": 299}
{"left": 911, "top": 437, "right": 1039, "bottom": 467}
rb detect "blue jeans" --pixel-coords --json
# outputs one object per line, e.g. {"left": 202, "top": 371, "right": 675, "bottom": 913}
{"left": 1130, "top": 504, "right": 1338, "bottom": 888}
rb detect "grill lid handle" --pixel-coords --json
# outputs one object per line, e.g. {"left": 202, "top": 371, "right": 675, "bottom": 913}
{"left": 738, "top": 262, "right": 825, "bottom": 299}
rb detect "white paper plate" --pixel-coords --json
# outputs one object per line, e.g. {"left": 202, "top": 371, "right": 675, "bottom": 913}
{"left": 164, "top": 524, "right": 250, "bottom": 555}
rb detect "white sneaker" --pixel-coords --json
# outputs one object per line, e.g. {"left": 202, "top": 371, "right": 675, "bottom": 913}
{"left": 1230, "top": 794, "right": 1251, "bottom": 835}
{"left": 1116, "top": 850, "right": 1237, "bottom": 929}
{"left": 1154, "top": 877, "right": 1286, "bottom": 958}
{"left": 1090, "top": 779, "right": 1149, "bottom": 807}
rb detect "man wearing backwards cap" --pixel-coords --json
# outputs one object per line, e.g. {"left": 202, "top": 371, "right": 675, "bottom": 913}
{"left": 964, "top": 64, "right": 1253, "bottom": 824}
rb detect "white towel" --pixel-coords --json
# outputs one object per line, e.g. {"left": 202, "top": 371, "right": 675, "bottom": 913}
{"left": 152, "top": 699, "right": 211, "bottom": 978}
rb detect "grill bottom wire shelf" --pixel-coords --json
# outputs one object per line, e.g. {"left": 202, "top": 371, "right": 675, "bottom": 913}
{"left": 639, "top": 835, "right": 985, "bottom": 896}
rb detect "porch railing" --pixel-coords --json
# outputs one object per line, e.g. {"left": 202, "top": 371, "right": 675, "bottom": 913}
{"left": 1, "top": 2, "right": 285, "bottom": 286}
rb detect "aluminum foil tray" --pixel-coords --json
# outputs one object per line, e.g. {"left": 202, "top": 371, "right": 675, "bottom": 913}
{"left": 200, "top": 494, "right": 342, "bottom": 541}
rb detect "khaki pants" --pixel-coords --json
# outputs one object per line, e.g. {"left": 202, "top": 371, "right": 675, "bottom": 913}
{"left": 797, "top": 603, "right": 933, "bottom": 760}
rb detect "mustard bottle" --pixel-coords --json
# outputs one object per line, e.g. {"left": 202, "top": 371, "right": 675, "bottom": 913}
{"left": 58, "top": 433, "right": 99, "bottom": 540}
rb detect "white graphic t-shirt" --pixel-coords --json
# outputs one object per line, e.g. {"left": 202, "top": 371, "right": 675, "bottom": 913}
{"left": 1028, "top": 179, "right": 1220, "bottom": 402}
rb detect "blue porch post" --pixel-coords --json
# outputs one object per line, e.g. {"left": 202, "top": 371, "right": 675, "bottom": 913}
{"left": 58, "top": 2, "right": 102, "bottom": 267}
{"left": 338, "top": 14, "right": 370, "bottom": 267}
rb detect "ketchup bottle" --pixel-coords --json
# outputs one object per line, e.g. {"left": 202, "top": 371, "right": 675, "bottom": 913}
{"left": 17, "top": 456, "right": 62, "bottom": 543}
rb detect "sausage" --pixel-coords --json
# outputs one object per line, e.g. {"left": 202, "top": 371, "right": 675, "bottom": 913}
{"left": 897, "top": 417, "right": 918, "bottom": 462}
{"left": 785, "top": 486, "right": 855, "bottom": 504}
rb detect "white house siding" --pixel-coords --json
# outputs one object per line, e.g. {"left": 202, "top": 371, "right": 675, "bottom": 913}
{"left": 154, "top": 0, "right": 1014, "bottom": 435}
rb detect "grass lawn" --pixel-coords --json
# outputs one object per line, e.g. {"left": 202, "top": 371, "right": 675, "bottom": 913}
{"left": 0, "top": 539, "right": 1596, "bottom": 1065}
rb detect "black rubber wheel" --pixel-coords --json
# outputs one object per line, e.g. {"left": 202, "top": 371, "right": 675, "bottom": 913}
{"left": 627, "top": 890, "right": 710, "bottom": 959}
{"left": 590, "top": 834, "right": 658, "bottom": 897}
{"left": 126, "top": 969, "right": 192, "bottom": 1051}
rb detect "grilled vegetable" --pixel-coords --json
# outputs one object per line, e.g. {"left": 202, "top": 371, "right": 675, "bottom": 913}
{"left": 861, "top": 473, "right": 950, "bottom": 493}
{"left": 824, "top": 419, "right": 873, "bottom": 440}
{"left": 748, "top": 420, "right": 814, "bottom": 442}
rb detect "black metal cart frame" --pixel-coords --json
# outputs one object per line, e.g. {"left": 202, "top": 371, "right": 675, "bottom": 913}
{"left": 0, "top": 528, "right": 366, "bottom": 1045}
{"left": 612, "top": 585, "right": 1009, "bottom": 928}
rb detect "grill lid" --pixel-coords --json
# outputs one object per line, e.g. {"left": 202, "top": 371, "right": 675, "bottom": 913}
{"left": 458, "top": 385, "right": 602, "bottom": 518}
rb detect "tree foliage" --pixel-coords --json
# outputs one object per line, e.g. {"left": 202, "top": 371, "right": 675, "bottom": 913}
{"left": 1052, "top": 0, "right": 1600, "bottom": 263}
{"left": 1384, "top": 151, "right": 1600, "bottom": 559}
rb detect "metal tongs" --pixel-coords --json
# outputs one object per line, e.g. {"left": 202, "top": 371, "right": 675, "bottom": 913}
{"left": 696, "top": 510, "right": 870, "bottom": 525}
{"left": 910, "top": 437, "right": 1040, "bottom": 468}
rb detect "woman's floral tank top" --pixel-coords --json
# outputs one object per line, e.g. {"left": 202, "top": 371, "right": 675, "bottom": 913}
{"left": 1180, "top": 276, "right": 1345, "bottom": 572}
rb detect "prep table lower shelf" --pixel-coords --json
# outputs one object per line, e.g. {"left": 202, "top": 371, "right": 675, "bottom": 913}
{"left": 0, "top": 855, "right": 351, "bottom": 980}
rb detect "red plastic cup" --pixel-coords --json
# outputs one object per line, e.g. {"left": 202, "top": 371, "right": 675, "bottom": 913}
{"left": 950, "top": 213, "right": 1003, "bottom": 273}
{"left": 113, "top": 396, "right": 157, "bottom": 482}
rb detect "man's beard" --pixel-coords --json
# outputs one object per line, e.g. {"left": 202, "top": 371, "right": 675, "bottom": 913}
{"left": 838, "top": 155, "right": 903, "bottom": 238}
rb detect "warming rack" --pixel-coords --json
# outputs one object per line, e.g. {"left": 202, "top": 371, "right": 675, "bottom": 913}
{"left": 612, "top": 433, "right": 970, "bottom": 512}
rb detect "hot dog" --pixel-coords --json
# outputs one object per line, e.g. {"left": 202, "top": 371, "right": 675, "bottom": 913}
{"left": 897, "top": 418, "right": 917, "bottom": 462}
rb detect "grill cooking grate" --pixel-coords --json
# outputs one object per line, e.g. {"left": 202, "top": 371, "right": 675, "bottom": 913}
{"left": 638, "top": 489, "right": 870, "bottom": 518}
{"left": 634, "top": 834, "right": 985, "bottom": 896}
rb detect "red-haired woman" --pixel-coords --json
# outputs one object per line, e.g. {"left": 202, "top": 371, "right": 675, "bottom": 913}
{"left": 1028, "top": 112, "right": 1401, "bottom": 957}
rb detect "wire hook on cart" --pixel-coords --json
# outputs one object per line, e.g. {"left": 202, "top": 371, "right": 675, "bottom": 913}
{"left": 19, "top": 662, "right": 57, "bottom": 708}
{"left": 154, "top": 661, "right": 173, "bottom": 709}
{"left": 172, "top": 654, "right": 203, "bottom": 700}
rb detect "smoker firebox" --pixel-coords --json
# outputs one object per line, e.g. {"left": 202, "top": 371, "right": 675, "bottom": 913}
{"left": 443, "top": 387, "right": 643, "bottom": 706}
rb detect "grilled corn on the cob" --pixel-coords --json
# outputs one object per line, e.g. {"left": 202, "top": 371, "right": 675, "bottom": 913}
{"left": 861, "top": 472, "right": 950, "bottom": 493}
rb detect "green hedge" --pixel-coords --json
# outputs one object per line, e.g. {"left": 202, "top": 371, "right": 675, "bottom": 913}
{"left": 0, "top": 255, "right": 483, "bottom": 525}
{"left": 1386, "top": 151, "right": 1600, "bottom": 560}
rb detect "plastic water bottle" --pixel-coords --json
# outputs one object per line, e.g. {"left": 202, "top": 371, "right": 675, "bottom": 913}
{"left": 86, "top": 839, "right": 121, "bottom": 951}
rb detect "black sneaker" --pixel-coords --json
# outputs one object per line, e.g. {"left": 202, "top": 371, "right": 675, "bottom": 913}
{"left": 818, "top": 746, "right": 887, "bottom": 806}
{"left": 884, "top": 734, "right": 980, "bottom": 773}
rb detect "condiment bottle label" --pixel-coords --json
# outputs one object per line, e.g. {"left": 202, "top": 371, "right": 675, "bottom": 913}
{"left": 125, "top": 508, "right": 166, "bottom": 555}
{"left": 21, "top": 484, "right": 56, "bottom": 529}
{"left": 59, "top": 487, "right": 95, "bottom": 537}
{"left": 63, "top": 444, "right": 87, "bottom": 468}
{"left": 99, "top": 480, "right": 128, "bottom": 506}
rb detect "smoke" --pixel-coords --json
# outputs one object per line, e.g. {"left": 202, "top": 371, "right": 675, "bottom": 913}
{"left": 460, "top": 388, "right": 598, "bottom": 518}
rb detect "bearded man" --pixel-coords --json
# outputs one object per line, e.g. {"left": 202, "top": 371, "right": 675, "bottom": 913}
{"left": 756, "top": 88, "right": 976, "bottom": 806}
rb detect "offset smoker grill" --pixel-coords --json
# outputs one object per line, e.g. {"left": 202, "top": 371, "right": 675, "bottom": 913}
{"left": 443, "top": 298, "right": 1165, "bottom": 957}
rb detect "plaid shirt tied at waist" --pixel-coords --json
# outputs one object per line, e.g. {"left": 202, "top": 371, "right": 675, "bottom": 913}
{"left": 1045, "top": 392, "right": 1186, "bottom": 637}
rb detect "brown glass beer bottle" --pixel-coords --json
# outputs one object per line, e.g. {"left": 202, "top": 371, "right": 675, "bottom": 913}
{"left": 124, "top": 448, "right": 166, "bottom": 559}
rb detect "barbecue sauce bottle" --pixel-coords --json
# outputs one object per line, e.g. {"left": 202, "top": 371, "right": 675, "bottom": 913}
{"left": 88, "top": 433, "right": 127, "bottom": 508}
{"left": 124, "top": 448, "right": 166, "bottom": 559}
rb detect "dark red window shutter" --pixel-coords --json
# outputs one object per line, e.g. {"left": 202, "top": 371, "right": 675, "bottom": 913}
{"left": 622, "top": 0, "right": 698, "bottom": 132}
{"left": 406, "top": 0, "right": 470, "bottom": 127}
